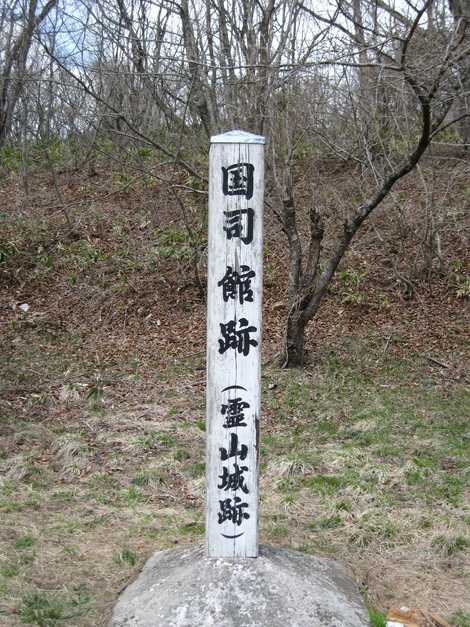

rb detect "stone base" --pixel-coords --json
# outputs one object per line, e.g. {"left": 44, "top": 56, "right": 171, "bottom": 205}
{"left": 110, "top": 544, "right": 370, "bottom": 627}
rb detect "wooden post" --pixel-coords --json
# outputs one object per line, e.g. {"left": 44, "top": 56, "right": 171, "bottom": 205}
{"left": 206, "top": 130, "right": 265, "bottom": 558}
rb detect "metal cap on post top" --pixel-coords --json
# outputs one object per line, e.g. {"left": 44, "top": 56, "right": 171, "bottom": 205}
{"left": 210, "top": 129, "right": 265, "bottom": 144}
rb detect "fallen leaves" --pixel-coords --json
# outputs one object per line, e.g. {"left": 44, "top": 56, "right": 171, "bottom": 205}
{"left": 387, "top": 607, "right": 452, "bottom": 627}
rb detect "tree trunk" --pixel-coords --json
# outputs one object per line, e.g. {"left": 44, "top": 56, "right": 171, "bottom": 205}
{"left": 283, "top": 310, "right": 306, "bottom": 367}
{"left": 449, "top": 0, "right": 470, "bottom": 148}
{"left": 0, "top": 0, "right": 57, "bottom": 148}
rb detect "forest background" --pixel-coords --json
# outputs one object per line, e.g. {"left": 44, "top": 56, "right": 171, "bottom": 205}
{"left": 0, "top": 0, "right": 469, "bottom": 625}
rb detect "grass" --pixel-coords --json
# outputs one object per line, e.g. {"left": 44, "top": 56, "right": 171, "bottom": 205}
{"left": 0, "top": 312, "right": 470, "bottom": 627}
{"left": 0, "top": 152, "right": 469, "bottom": 627}
{"left": 19, "top": 587, "right": 92, "bottom": 626}
{"left": 113, "top": 549, "right": 138, "bottom": 567}
{"left": 452, "top": 610, "right": 470, "bottom": 627}
{"left": 368, "top": 607, "right": 387, "bottom": 627}
{"left": 15, "top": 536, "right": 35, "bottom": 550}
{"left": 432, "top": 535, "right": 470, "bottom": 557}
{"left": 259, "top": 345, "right": 470, "bottom": 616}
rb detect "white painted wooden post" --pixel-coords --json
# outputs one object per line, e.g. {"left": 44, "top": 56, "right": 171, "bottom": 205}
{"left": 206, "top": 130, "right": 265, "bottom": 558}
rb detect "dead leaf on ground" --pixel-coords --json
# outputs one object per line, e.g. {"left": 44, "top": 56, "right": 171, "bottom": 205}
{"left": 387, "top": 607, "right": 451, "bottom": 627}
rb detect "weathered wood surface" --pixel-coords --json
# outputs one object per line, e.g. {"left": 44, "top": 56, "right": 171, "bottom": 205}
{"left": 206, "top": 130, "right": 265, "bottom": 558}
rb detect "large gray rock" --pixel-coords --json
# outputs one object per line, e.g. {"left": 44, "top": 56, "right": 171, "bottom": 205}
{"left": 110, "top": 544, "right": 370, "bottom": 627}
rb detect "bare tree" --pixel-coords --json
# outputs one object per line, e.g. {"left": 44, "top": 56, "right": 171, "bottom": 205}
{"left": 0, "top": 0, "right": 58, "bottom": 148}
{"left": 448, "top": 0, "right": 470, "bottom": 147}
{"left": 274, "top": 0, "right": 470, "bottom": 366}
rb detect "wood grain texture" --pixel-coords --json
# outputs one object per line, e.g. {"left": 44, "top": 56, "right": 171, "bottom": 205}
{"left": 205, "top": 138, "right": 264, "bottom": 558}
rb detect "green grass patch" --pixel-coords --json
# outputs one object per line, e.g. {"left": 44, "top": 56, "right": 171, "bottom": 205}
{"left": 302, "top": 474, "right": 351, "bottom": 495}
{"left": 432, "top": 534, "right": 470, "bottom": 557}
{"left": 15, "top": 535, "right": 35, "bottom": 550}
{"left": 134, "top": 431, "right": 177, "bottom": 450}
{"left": 368, "top": 607, "right": 387, "bottom": 627}
{"left": 19, "top": 586, "right": 92, "bottom": 626}
{"left": 113, "top": 548, "right": 138, "bottom": 567}
{"left": 0, "top": 560, "right": 19, "bottom": 578}
{"left": 451, "top": 610, "right": 470, "bottom": 626}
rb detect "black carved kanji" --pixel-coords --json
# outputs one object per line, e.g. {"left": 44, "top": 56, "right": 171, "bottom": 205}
{"left": 218, "top": 265, "right": 255, "bottom": 304}
{"left": 219, "top": 432, "right": 248, "bottom": 461}
{"left": 218, "top": 463, "right": 249, "bottom": 494}
{"left": 223, "top": 209, "right": 254, "bottom": 245}
{"left": 221, "top": 397, "right": 249, "bottom": 428}
{"left": 218, "top": 318, "right": 258, "bottom": 356}
{"left": 217, "top": 496, "right": 250, "bottom": 525}
{"left": 222, "top": 163, "right": 254, "bottom": 200}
